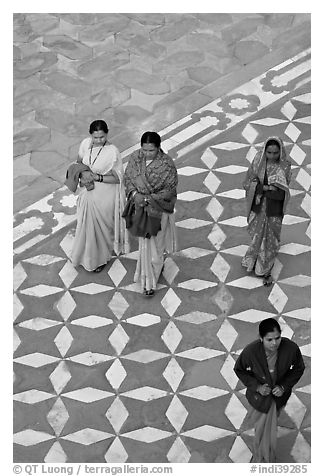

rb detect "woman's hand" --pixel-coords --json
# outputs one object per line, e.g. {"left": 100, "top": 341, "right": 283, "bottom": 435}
{"left": 272, "top": 385, "right": 284, "bottom": 397}
{"left": 134, "top": 193, "right": 146, "bottom": 206}
{"left": 257, "top": 384, "right": 271, "bottom": 396}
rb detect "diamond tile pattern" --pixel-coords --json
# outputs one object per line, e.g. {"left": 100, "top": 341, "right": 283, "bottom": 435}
{"left": 13, "top": 52, "right": 310, "bottom": 463}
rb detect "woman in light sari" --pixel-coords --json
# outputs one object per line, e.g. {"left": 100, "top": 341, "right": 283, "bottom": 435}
{"left": 234, "top": 318, "right": 305, "bottom": 463}
{"left": 123, "top": 131, "right": 178, "bottom": 296}
{"left": 242, "top": 137, "right": 291, "bottom": 285}
{"left": 71, "top": 120, "right": 129, "bottom": 272}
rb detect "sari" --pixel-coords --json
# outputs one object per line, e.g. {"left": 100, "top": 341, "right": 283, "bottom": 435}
{"left": 247, "top": 351, "right": 279, "bottom": 463}
{"left": 124, "top": 148, "right": 178, "bottom": 292}
{"left": 71, "top": 138, "right": 129, "bottom": 271}
{"left": 242, "top": 137, "right": 291, "bottom": 276}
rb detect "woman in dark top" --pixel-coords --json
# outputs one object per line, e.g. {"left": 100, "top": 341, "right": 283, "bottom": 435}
{"left": 241, "top": 137, "right": 291, "bottom": 285}
{"left": 234, "top": 318, "right": 305, "bottom": 463}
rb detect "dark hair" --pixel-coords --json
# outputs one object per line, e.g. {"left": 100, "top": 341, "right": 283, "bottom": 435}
{"left": 141, "top": 131, "right": 161, "bottom": 148}
{"left": 259, "top": 318, "right": 281, "bottom": 338}
{"left": 89, "top": 120, "right": 108, "bottom": 134}
{"left": 265, "top": 139, "right": 280, "bottom": 151}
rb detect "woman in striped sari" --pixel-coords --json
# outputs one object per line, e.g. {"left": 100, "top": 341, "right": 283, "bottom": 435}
{"left": 242, "top": 137, "right": 291, "bottom": 285}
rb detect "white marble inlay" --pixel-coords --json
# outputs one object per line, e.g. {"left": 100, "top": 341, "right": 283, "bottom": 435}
{"left": 177, "top": 166, "right": 207, "bottom": 176}
{"left": 175, "top": 311, "right": 217, "bottom": 324}
{"left": 219, "top": 216, "right": 247, "bottom": 227}
{"left": 108, "top": 292, "right": 129, "bottom": 319}
{"left": 278, "top": 317, "right": 294, "bottom": 340}
{"left": 206, "top": 197, "right": 224, "bottom": 221}
{"left": 167, "top": 437, "right": 191, "bottom": 463}
{"left": 161, "top": 288, "right": 181, "bottom": 316}
{"left": 20, "top": 284, "right": 63, "bottom": 297}
{"left": 163, "top": 358, "right": 184, "bottom": 391}
{"left": 227, "top": 276, "right": 263, "bottom": 289}
{"left": 176, "top": 218, "right": 212, "bottom": 229}
{"left": 55, "top": 291, "right": 76, "bottom": 321}
{"left": 71, "top": 283, "right": 113, "bottom": 294}
{"left": 121, "top": 387, "right": 168, "bottom": 401}
{"left": 125, "top": 313, "right": 161, "bottom": 327}
{"left": 217, "top": 319, "right": 238, "bottom": 351}
{"left": 214, "top": 165, "right": 248, "bottom": 174}
{"left": 281, "top": 101, "right": 297, "bottom": 121}
{"left": 14, "top": 430, "right": 55, "bottom": 446}
{"left": 54, "top": 326, "right": 73, "bottom": 357}
{"left": 14, "top": 389, "right": 54, "bottom": 404}
{"left": 49, "top": 361, "right": 71, "bottom": 394}
{"left": 246, "top": 145, "right": 258, "bottom": 163}
{"left": 14, "top": 352, "right": 60, "bottom": 367}
{"left": 291, "top": 432, "right": 311, "bottom": 463}
{"left": 180, "top": 386, "right": 228, "bottom": 400}
{"left": 210, "top": 254, "right": 230, "bottom": 282}
{"left": 105, "top": 359, "right": 127, "bottom": 389}
{"left": 123, "top": 349, "right": 169, "bottom": 363}
{"left": 162, "top": 257, "right": 179, "bottom": 284}
{"left": 47, "top": 397, "right": 69, "bottom": 436}
{"left": 289, "top": 144, "right": 306, "bottom": 165}
{"left": 59, "top": 231, "right": 74, "bottom": 258}
{"left": 71, "top": 315, "right": 113, "bottom": 328}
{"left": 109, "top": 325, "right": 129, "bottom": 355}
{"left": 293, "top": 92, "right": 311, "bottom": 104}
{"left": 122, "top": 427, "right": 172, "bottom": 443}
{"left": 68, "top": 352, "right": 114, "bottom": 366}
{"left": 58, "top": 260, "right": 78, "bottom": 288}
{"left": 204, "top": 172, "right": 220, "bottom": 194}
{"left": 295, "top": 169, "right": 311, "bottom": 190}
{"left": 104, "top": 437, "right": 128, "bottom": 463}
{"left": 181, "top": 425, "right": 233, "bottom": 441}
{"left": 300, "top": 344, "right": 311, "bottom": 358}
{"left": 229, "top": 309, "right": 275, "bottom": 323}
{"left": 106, "top": 397, "right": 129, "bottom": 433}
{"left": 162, "top": 322, "right": 182, "bottom": 353}
{"left": 13, "top": 328, "right": 21, "bottom": 353}
{"left": 176, "top": 347, "right": 224, "bottom": 361}
{"left": 225, "top": 394, "right": 247, "bottom": 428}
{"left": 229, "top": 436, "right": 252, "bottom": 463}
{"left": 62, "top": 429, "right": 112, "bottom": 445}
{"left": 216, "top": 189, "right": 245, "bottom": 199}
{"left": 285, "top": 123, "right": 301, "bottom": 142}
{"left": 306, "top": 222, "right": 311, "bottom": 239}
{"left": 108, "top": 259, "right": 127, "bottom": 286}
{"left": 44, "top": 441, "right": 67, "bottom": 463}
{"left": 177, "top": 191, "right": 210, "bottom": 201}
{"left": 13, "top": 216, "right": 45, "bottom": 242}
{"left": 208, "top": 224, "right": 226, "bottom": 250}
{"left": 13, "top": 263, "right": 27, "bottom": 291}
{"left": 213, "top": 142, "right": 249, "bottom": 151}
{"left": 279, "top": 275, "right": 311, "bottom": 287}
{"left": 23, "top": 254, "right": 65, "bottom": 266}
{"left": 283, "top": 308, "right": 311, "bottom": 321}
{"left": 279, "top": 243, "right": 311, "bottom": 255}
{"left": 221, "top": 245, "right": 248, "bottom": 256}
{"left": 251, "top": 118, "right": 287, "bottom": 126}
{"left": 282, "top": 214, "right": 309, "bottom": 225}
{"left": 178, "top": 279, "right": 217, "bottom": 291}
{"left": 301, "top": 194, "right": 311, "bottom": 217}
{"left": 176, "top": 247, "right": 214, "bottom": 259}
{"left": 200, "top": 147, "right": 218, "bottom": 168}
{"left": 13, "top": 294, "right": 23, "bottom": 321}
{"left": 62, "top": 387, "right": 114, "bottom": 402}
{"left": 296, "top": 385, "right": 311, "bottom": 394}
{"left": 241, "top": 123, "right": 258, "bottom": 143}
{"left": 166, "top": 395, "right": 188, "bottom": 432}
{"left": 268, "top": 284, "right": 288, "bottom": 313}
{"left": 221, "top": 354, "right": 238, "bottom": 390}
{"left": 285, "top": 393, "right": 307, "bottom": 428}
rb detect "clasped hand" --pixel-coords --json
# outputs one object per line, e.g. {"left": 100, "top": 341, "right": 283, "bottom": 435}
{"left": 79, "top": 171, "right": 94, "bottom": 187}
{"left": 257, "top": 384, "right": 284, "bottom": 397}
{"left": 134, "top": 193, "right": 149, "bottom": 206}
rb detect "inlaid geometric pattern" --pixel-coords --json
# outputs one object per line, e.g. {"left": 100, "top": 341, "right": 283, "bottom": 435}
{"left": 13, "top": 51, "right": 310, "bottom": 463}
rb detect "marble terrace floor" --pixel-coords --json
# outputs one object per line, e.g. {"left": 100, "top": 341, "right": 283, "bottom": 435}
{"left": 13, "top": 48, "right": 311, "bottom": 463}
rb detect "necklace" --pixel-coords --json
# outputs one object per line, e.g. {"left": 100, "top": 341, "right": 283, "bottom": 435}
{"left": 89, "top": 141, "right": 106, "bottom": 166}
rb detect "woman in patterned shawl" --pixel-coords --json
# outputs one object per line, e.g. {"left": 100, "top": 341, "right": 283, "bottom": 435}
{"left": 124, "top": 132, "right": 178, "bottom": 296}
{"left": 242, "top": 136, "right": 291, "bottom": 286}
